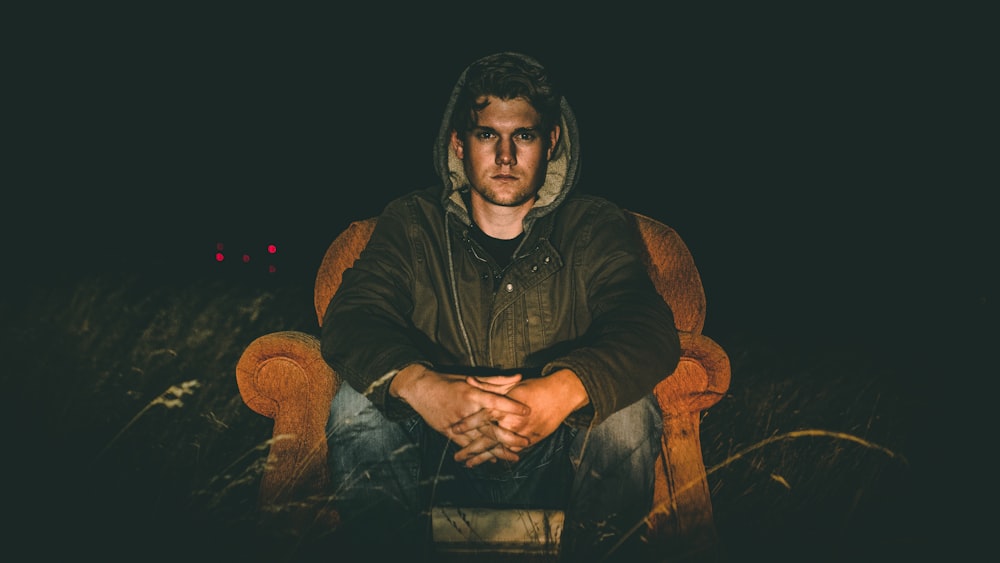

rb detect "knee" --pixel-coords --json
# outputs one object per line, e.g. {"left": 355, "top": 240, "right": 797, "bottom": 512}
{"left": 327, "top": 383, "right": 371, "bottom": 428}
{"left": 326, "top": 385, "right": 415, "bottom": 461}
{"left": 580, "top": 394, "right": 661, "bottom": 464}
{"left": 601, "top": 394, "right": 660, "bottom": 446}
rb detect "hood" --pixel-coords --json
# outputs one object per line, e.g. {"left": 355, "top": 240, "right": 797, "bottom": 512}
{"left": 432, "top": 52, "right": 582, "bottom": 229}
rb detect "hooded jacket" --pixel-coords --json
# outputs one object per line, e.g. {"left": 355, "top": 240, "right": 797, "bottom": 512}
{"left": 321, "top": 52, "right": 680, "bottom": 427}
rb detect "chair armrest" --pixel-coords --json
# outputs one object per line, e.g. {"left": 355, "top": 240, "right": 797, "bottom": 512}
{"left": 648, "top": 331, "right": 730, "bottom": 553}
{"left": 236, "top": 330, "right": 339, "bottom": 419}
{"left": 235, "top": 330, "right": 340, "bottom": 530}
{"left": 654, "top": 331, "right": 731, "bottom": 416}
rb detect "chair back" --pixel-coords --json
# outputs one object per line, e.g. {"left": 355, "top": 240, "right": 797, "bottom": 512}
{"left": 313, "top": 212, "right": 706, "bottom": 335}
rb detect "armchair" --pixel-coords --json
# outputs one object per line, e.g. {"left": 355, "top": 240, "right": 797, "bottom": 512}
{"left": 236, "top": 211, "right": 731, "bottom": 558}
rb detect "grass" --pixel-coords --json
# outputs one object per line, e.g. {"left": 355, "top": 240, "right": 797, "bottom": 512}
{"left": 0, "top": 261, "right": 957, "bottom": 562}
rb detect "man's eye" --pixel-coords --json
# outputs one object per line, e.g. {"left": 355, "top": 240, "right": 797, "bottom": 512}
{"left": 517, "top": 132, "right": 537, "bottom": 141}
{"left": 476, "top": 131, "right": 495, "bottom": 140}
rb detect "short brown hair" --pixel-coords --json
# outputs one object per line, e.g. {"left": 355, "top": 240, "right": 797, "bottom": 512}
{"left": 450, "top": 52, "right": 562, "bottom": 143}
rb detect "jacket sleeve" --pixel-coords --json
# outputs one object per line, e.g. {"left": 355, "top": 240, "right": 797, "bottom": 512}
{"left": 319, "top": 201, "right": 428, "bottom": 419}
{"left": 543, "top": 202, "right": 681, "bottom": 425}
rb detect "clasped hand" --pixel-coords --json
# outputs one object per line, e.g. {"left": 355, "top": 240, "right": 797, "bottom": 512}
{"left": 390, "top": 366, "right": 584, "bottom": 468}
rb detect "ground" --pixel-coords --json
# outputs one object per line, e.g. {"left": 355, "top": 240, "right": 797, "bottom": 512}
{"left": 2, "top": 254, "right": 984, "bottom": 562}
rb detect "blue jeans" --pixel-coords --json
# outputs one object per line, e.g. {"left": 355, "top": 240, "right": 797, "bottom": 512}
{"left": 325, "top": 383, "right": 661, "bottom": 561}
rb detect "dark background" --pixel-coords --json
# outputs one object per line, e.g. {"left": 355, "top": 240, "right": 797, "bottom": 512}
{"left": 13, "top": 4, "right": 990, "bottom": 339}
{"left": 5, "top": 4, "right": 993, "bottom": 560}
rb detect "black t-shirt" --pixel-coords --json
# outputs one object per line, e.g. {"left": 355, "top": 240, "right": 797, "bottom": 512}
{"left": 470, "top": 223, "right": 523, "bottom": 271}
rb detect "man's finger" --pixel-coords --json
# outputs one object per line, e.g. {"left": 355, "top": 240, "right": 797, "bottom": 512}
{"left": 459, "top": 444, "right": 520, "bottom": 467}
{"left": 478, "top": 393, "right": 531, "bottom": 416}
{"left": 465, "top": 374, "right": 522, "bottom": 394}
{"left": 451, "top": 409, "right": 493, "bottom": 434}
{"left": 453, "top": 434, "right": 496, "bottom": 462}
{"left": 488, "top": 423, "right": 532, "bottom": 449}
{"left": 454, "top": 437, "right": 521, "bottom": 465}
{"left": 452, "top": 415, "right": 530, "bottom": 451}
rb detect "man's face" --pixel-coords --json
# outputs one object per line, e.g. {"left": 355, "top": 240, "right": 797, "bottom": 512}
{"left": 451, "top": 96, "right": 560, "bottom": 208}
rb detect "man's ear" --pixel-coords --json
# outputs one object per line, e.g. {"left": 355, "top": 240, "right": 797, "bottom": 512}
{"left": 547, "top": 125, "right": 561, "bottom": 160}
{"left": 450, "top": 130, "right": 464, "bottom": 159}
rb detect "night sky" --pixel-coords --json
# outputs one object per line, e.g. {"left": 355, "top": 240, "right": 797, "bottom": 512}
{"left": 12, "top": 5, "right": 990, "bottom": 344}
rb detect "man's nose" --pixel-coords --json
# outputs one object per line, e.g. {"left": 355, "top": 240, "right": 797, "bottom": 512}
{"left": 496, "top": 142, "right": 516, "bottom": 165}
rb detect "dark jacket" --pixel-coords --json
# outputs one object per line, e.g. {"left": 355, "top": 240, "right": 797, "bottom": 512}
{"left": 321, "top": 52, "right": 680, "bottom": 426}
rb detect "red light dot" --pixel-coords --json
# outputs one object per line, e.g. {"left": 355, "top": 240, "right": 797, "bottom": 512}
{"left": 216, "top": 242, "right": 225, "bottom": 251}
{"left": 268, "top": 264, "right": 277, "bottom": 273}
{"left": 267, "top": 244, "right": 277, "bottom": 254}
{"left": 242, "top": 254, "right": 251, "bottom": 263}
{"left": 215, "top": 252, "right": 224, "bottom": 262}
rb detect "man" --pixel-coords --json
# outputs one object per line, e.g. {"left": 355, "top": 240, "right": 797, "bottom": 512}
{"left": 321, "top": 51, "right": 680, "bottom": 562}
